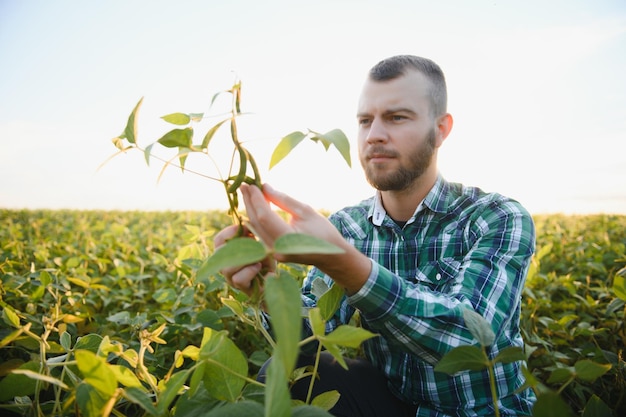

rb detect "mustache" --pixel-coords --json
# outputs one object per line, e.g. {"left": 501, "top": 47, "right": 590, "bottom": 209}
{"left": 363, "top": 147, "right": 399, "bottom": 160}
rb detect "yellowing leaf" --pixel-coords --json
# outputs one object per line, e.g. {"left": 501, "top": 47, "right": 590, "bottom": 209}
{"left": 181, "top": 345, "right": 200, "bottom": 361}
{"left": 11, "top": 369, "right": 69, "bottom": 389}
{"left": 161, "top": 112, "right": 191, "bottom": 125}
{"left": 62, "top": 314, "right": 86, "bottom": 324}
{"left": 110, "top": 365, "right": 143, "bottom": 388}
{"left": 75, "top": 350, "right": 117, "bottom": 397}
{"left": 67, "top": 277, "right": 90, "bottom": 289}
{"left": 2, "top": 306, "right": 20, "bottom": 328}
{"left": 269, "top": 131, "right": 306, "bottom": 169}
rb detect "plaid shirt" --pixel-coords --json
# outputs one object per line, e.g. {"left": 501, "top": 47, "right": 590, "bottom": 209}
{"left": 301, "top": 175, "right": 536, "bottom": 416}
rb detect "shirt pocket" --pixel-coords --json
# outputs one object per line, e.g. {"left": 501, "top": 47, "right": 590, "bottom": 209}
{"left": 414, "top": 257, "right": 462, "bottom": 291}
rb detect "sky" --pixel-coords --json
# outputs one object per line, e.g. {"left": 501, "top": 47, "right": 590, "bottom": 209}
{"left": 1, "top": 0, "right": 625, "bottom": 215}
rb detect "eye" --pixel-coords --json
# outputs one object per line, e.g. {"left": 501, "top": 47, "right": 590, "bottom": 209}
{"left": 358, "top": 117, "right": 371, "bottom": 126}
{"left": 390, "top": 114, "right": 407, "bottom": 122}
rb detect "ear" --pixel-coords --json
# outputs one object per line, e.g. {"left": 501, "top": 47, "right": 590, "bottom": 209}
{"left": 434, "top": 113, "right": 453, "bottom": 147}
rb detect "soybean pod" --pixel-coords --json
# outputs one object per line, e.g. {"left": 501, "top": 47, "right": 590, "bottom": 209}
{"left": 227, "top": 145, "right": 247, "bottom": 193}
{"left": 244, "top": 148, "right": 263, "bottom": 188}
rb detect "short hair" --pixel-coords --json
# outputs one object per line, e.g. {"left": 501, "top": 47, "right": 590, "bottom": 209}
{"left": 369, "top": 55, "right": 447, "bottom": 117}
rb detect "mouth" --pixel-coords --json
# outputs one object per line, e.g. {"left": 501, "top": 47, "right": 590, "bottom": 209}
{"left": 365, "top": 149, "right": 397, "bottom": 163}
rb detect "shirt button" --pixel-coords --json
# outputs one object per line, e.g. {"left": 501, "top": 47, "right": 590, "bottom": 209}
{"left": 436, "top": 273, "right": 442, "bottom": 281}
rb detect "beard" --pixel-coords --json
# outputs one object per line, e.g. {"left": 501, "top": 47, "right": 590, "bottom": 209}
{"left": 361, "top": 128, "right": 436, "bottom": 191}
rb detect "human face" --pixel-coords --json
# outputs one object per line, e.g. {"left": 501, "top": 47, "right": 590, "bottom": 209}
{"left": 357, "top": 70, "right": 441, "bottom": 192}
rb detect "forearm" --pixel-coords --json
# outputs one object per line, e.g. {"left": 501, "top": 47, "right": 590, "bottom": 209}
{"left": 312, "top": 243, "right": 373, "bottom": 295}
{"left": 348, "top": 262, "right": 475, "bottom": 361}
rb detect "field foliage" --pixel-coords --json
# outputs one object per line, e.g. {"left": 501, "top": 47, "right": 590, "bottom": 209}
{"left": 1, "top": 209, "right": 624, "bottom": 416}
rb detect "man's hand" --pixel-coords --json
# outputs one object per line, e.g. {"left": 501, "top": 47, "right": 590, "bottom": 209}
{"left": 213, "top": 223, "right": 275, "bottom": 296}
{"left": 240, "top": 183, "right": 346, "bottom": 261}
{"left": 239, "top": 183, "right": 372, "bottom": 294}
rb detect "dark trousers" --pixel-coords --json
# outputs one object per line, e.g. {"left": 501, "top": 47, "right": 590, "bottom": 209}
{"left": 259, "top": 352, "right": 417, "bottom": 417}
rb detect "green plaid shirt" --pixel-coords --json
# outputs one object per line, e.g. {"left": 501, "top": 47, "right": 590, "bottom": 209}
{"left": 301, "top": 175, "right": 536, "bottom": 416}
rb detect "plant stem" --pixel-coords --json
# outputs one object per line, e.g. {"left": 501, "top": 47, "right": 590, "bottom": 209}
{"left": 253, "top": 307, "right": 276, "bottom": 350}
{"left": 137, "top": 342, "right": 159, "bottom": 394}
{"left": 305, "top": 342, "right": 324, "bottom": 404}
{"left": 486, "top": 348, "right": 501, "bottom": 417}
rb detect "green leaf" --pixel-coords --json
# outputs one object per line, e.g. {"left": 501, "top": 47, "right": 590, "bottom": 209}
{"left": 546, "top": 367, "right": 574, "bottom": 384}
{"left": 162, "top": 112, "right": 191, "bottom": 125}
{"left": 2, "top": 305, "right": 20, "bottom": 328}
{"left": 187, "top": 361, "right": 206, "bottom": 398}
{"left": 220, "top": 297, "right": 246, "bottom": 320}
{"left": 434, "top": 345, "right": 489, "bottom": 374}
{"left": 317, "top": 281, "right": 344, "bottom": 321}
{"left": 200, "top": 329, "right": 248, "bottom": 402}
{"left": 319, "top": 341, "right": 348, "bottom": 370}
{"left": 76, "top": 383, "right": 109, "bottom": 417}
{"left": 264, "top": 358, "right": 292, "bottom": 417}
{"left": 10, "top": 368, "right": 69, "bottom": 390}
{"left": 157, "top": 127, "right": 193, "bottom": 148}
{"left": 144, "top": 142, "right": 154, "bottom": 166}
{"left": 0, "top": 327, "right": 25, "bottom": 349}
{"left": 493, "top": 346, "right": 526, "bottom": 364}
{"left": 531, "top": 391, "right": 574, "bottom": 417}
{"left": 75, "top": 349, "right": 117, "bottom": 397}
{"left": 203, "top": 400, "right": 265, "bottom": 417}
{"left": 123, "top": 97, "right": 143, "bottom": 145}
{"left": 156, "top": 369, "right": 191, "bottom": 415}
{"left": 463, "top": 308, "right": 495, "bottom": 347}
{"left": 196, "top": 309, "right": 224, "bottom": 330}
{"left": 274, "top": 233, "right": 345, "bottom": 255}
{"left": 110, "top": 365, "right": 143, "bottom": 388}
{"left": 308, "top": 307, "right": 326, "bottom": 337}
{"left": 0, "top": 361, "right": 39, "bottom": 402}
{"left": 60, "top": 331, "right": 72, "bottom": 351}
{"left": 266, "top": 272, "right": 302, "bottom": 378}
{"left": 269, "top": 131, "right": 306, "bottom": 169}
{"left": 574, "top": 359, "right": 612, "bottom": 382}
{"left": 547, "top": 367, "right": 574, "bottom": 384}
{"left": 535, "top": 242, "right": 553, "bottom": 262}
{"left": 612, "top": 268, "right": 626, "bottom": 301}
{"left": 123, "top": 386, "right": 158, "bottom": 416}
{"left": 582, "top": 394, "right": 612, "bottom": 417}
{"left": 292, "top": 405, "right": 336, "bottom": 416}
{"left": 75, "top": 334, "right": 103, "bottom": 353}
{"left": 314, "top": 129, "right": 351, "bottom": 167}
{"left": 321, "top": 325, "right": 377, "bottom": 349}
{"left": 311, "top": 390, "right": 340, "bottom": 411}
{"left": 197, "top": 238, "right": 267, "bottom": 279}
{"left": 201, "top": 118, "right": 228, "bottom": 149}
{"left": 153, "top": 288, "right": 177, "bottom": 305}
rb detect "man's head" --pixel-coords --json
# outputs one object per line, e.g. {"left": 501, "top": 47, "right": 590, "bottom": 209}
{"left": 357, "top": 55, "right": 453, "bottom": 194}
{"left": 368, "top": 55, "right": 448, "bottom": 119}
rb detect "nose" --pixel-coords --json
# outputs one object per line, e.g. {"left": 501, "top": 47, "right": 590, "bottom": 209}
{"left": 365, "top": 118, "right": 388, "bottom": 144}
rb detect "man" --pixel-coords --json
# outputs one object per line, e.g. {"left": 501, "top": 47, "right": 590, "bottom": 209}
{"left": 215, "top": 55, "right": 536, "bottom": 416}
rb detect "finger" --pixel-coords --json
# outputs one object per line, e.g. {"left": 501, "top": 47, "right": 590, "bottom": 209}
{"left": 240, "top": 184, "right": 290, "bottom": 243}
{"left": 262, "top": 183, "right": 312, "bottom": 220}
{"left": 230, "top": 262, "right": 262, "bottom": 294}
{"left": 214, "top": 224, "right": 244, "bottom": 248}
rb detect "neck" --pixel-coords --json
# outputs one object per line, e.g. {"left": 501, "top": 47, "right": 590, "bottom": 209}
{"left": 380, "top": 169, "right": 437, "bottom": 222}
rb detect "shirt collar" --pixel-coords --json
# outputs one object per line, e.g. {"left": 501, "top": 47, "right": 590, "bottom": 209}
{"left": 368, "top": 174, "right": 450, "bottom": 226}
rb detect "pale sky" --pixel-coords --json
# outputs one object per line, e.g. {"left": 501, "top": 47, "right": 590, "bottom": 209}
{"left": 1, "top": 0, "right": 625, "bottom": 215}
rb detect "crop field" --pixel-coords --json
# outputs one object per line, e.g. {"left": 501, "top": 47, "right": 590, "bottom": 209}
{"left": 1, "top": 209, "right": 624, "bottom": 416}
